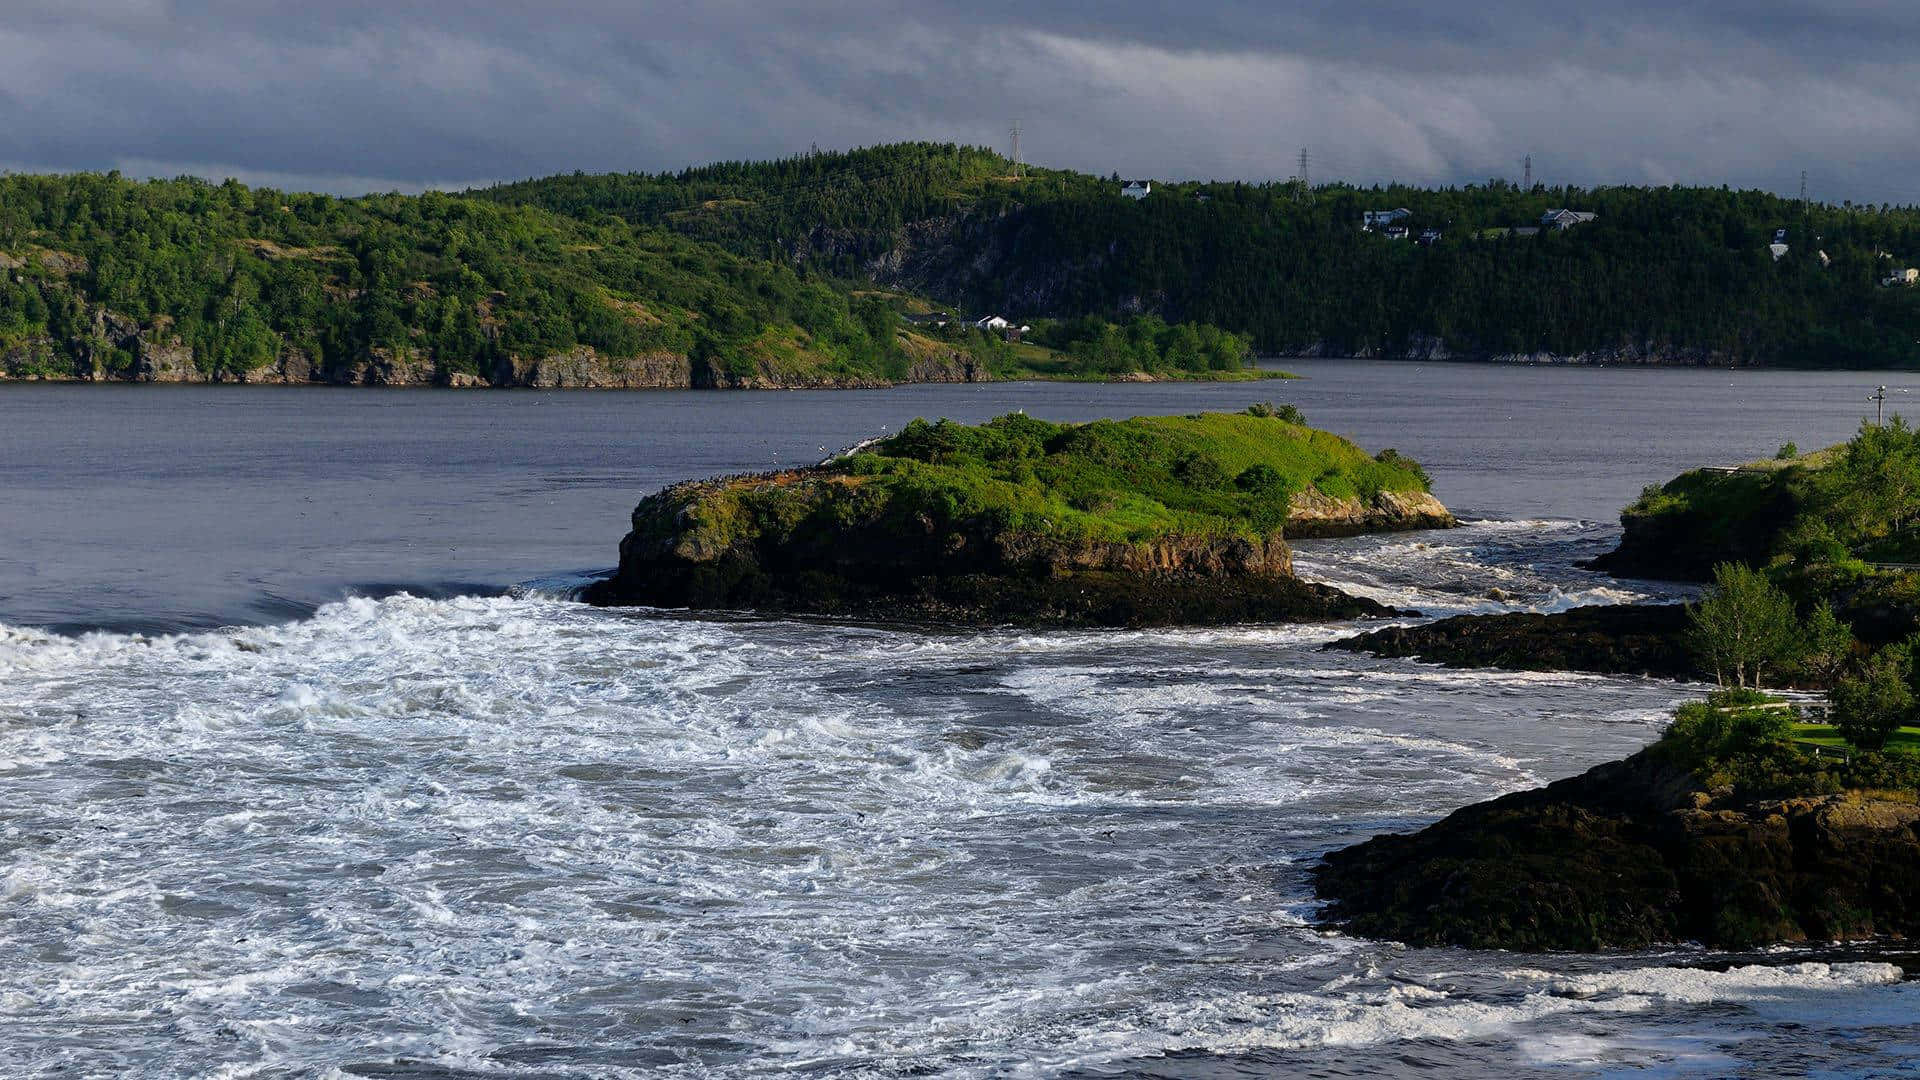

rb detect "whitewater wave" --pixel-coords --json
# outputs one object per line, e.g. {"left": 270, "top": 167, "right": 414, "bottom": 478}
{"left": 0, "top": 518, "right": 1900, "bottom": 1077}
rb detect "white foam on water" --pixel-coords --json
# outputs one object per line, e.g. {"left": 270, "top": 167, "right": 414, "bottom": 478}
{"left": 1291, "top": 518, "right": 1695, "bottom": 618}
{"left": 1016, "top": 960, "right": 1910, "bottom": 1077}
{"left": 0, "top": 517, "right": 1901, "bottom": 1078}
{"left": 1549, "top": 960, "right": 1905, "bottom": 1002}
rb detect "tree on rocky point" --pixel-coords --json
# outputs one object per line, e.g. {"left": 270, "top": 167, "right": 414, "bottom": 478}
{"left": 1830, "top": 647, "right": 1912, "bottom": 751}
{"left": 1687, "top": 562, "right": 1802, "bottom": 689}
{"left": 1795, "top": 603, "right": 1858, "bottom": 687}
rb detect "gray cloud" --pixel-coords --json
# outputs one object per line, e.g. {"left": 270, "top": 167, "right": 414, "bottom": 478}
{"left": 1, "top": 1, "right": 1916, "bottom": 203}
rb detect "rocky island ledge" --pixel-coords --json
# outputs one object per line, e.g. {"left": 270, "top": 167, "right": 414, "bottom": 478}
{"left": 1320, "top": 424, "right": 1920, "bottom": 951}
{"left": 585, "top": 407, "right": 1454, "bottom": 627}
{"left": 1315, "top": 695, "right": 1920, "bottom": 951}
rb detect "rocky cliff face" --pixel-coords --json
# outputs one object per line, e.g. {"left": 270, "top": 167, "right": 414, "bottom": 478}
{"left": 1286, "top": 489, "right": 1455, "bottom": 538}
{"left": 1315, "top": 748, "right": 1920, "bottom": 950}
{"left": 583, "top": 470, "right": 1393, "bottom": 627}
{"left": 0, "top": 307, "right": 992, "bottom": 390}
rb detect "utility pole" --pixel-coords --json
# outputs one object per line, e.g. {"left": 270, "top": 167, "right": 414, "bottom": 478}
{"left": 1871, "top": 385, "right": 1907, "bottom": 425}
{"left": 1010, "top": 120, "right": 1023, "bottom": 181}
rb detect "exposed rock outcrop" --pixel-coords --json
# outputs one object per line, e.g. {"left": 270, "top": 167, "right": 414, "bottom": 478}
{"left": 1286, "top": 488, "right": 1456, "bottom": 538}
{"left": 505, "top": 347, "right": 693, "bottom": 388}
{"left": 1315, "top": 748, "right": 1920, "bottom": 950}
{"left": 1328, "top": 603, "right": 1696, "bottom": 679}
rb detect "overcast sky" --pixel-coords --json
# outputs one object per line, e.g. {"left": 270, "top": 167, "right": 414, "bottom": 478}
{"left": 3, "top": 1, "right": 1917, "bottom": 203}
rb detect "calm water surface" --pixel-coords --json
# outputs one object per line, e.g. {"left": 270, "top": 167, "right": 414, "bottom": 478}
{"left": 0, "top": 362, "right": 1915, "bottom": 1077}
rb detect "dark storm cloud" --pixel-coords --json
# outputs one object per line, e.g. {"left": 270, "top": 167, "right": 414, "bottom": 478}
{"left": 2, "top": 1, "right": 1917, "bottom": 202}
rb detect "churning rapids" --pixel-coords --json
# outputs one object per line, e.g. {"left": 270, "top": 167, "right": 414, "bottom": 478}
{"left": 3, "top": 520, "right": 1916, "bottom": 1078}
{"left": 8, "top": 367, "right": 1920, "bottom": 1077}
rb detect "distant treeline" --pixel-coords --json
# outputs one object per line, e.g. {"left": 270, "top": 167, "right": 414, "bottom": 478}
{"left": 479, "top": 142, "right": 1920, "bottom": 367}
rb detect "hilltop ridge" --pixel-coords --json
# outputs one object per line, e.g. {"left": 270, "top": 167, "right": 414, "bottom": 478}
{"left": 481, "top": 142, "right": 1920, "bottom": 368}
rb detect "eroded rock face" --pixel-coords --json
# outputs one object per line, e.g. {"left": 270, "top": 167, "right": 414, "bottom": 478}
{"left": 1284, "top": 488, "right": 1456, "bottom": 538}
{"left": 0, "top": 316, "right": 992, "bottom": 390}
{"left": 1314, "top": 749, "right": 1920, "bottom": 951}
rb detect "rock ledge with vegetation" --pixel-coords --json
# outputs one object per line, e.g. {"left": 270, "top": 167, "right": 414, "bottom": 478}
{"left": 1315, "top": 694, "right": 1920, "bottom": 951}
{"left": 585, "top": 408, "right": 1453, "bottom": 626}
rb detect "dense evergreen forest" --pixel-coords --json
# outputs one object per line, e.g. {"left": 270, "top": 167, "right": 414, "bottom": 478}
{"left": 0, "top": 172, "right": 914, "bottom": 384}
{"left": 481, "top": 143, "right": 1920, "bottom": 367}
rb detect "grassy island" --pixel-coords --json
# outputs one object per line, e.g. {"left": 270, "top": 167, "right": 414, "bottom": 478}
{"left": 585, "top": 407, "right": 1452, "bottom": 626}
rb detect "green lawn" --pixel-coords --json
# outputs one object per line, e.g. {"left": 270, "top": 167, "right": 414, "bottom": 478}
{"left": 1791, "top": 722, "right": 1920, "bottom": 753}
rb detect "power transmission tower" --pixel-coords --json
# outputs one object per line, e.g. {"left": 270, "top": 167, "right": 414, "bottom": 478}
{"left": 1523, "top": 154, "right": 1532, "bottom": 189}
{"left": 1298, "top": 147, "right": 1310, "bottom": 190}
{"left": 1010, "top": 120, "right": 1023, "bottom": 180}
{"left": 1800, "top": 170, "right": 1809, "bottom": 215}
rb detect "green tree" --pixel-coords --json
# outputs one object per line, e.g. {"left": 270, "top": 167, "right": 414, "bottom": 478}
{"left": 1686, "top": 562, "right": 1802, "bottom": 688}
{"left": 1795, "top": 603, "right": 1857, "bottom": 687}
{"left": 1830, "top": 647, "right": 1911, "bottom": 751}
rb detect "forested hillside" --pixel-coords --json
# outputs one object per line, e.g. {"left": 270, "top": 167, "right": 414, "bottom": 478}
{"left": 0, "top": 172, "right": 939, "bottom": 387}
{"left": 10, "top": 145, "right": 1920, "bottom": 386}
{"left": 481, "top": 143, "right": 1920, "bottom": 367}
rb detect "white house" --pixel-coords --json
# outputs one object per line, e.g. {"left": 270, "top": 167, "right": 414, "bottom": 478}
{"left": 1362, "top": 208, "right": 1411, "bottom": 230}
{"left": 1540, "top": 209, "right": 1598, "bottom": 230}
{"left": 1884, "top": 268, "right": 1920, "bottom": 287}
{"left": 1768, "top": 243, "right": 1791, "bottom": 261}
{"left": 975, "top": 314, "right": 1032, "bottom": 340}
{"left": 1383, "top": 225, "right": 1410, "bottom": 241}
{"left": 1120, "top": 180, "right": 1153, "bottom": 200}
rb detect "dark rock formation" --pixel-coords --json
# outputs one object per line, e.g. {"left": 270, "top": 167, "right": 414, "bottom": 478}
{"left": 1315, "top": 749, "right": 1920, "bottom": 950}
{"left": 1329, "top": 603, "right": 1696, "bottom": 679}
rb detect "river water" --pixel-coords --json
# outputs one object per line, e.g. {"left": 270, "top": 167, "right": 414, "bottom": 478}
{"left": 2, "top": 361, "right": 1916, "bottom": 1077}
